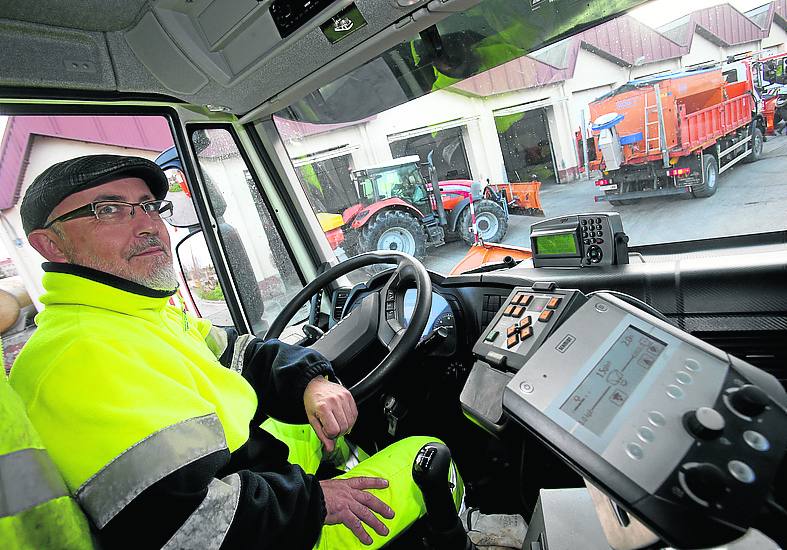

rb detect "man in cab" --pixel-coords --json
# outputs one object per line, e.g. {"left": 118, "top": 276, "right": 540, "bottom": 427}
{"left": 9, "top": 154, "right": 463, "bottom": 549}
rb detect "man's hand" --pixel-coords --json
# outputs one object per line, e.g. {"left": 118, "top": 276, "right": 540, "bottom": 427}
{"left": 320, "top": 477, "right": 395, "bottom": 545}
{"left": 304, "top": 376, "right": 358, "bottom": 452}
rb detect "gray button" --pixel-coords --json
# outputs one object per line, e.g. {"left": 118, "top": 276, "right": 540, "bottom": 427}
{"left": 637, "top": 427, "right": 655, "bottom": 443}
{"left": 648, "top": 411, "right": 666, "bottom": 427}
{"left": 595, "top": 303, "right": 609, "bottom": 313}
{"left": 743, "top": 430, "right": 770, "bottom": 452}
{"left": 667, "top": 385, "right": 684, "bottom": 399}
{"left": 676, "top": 371, "right": 693, "bottom": 385}
{"left": 684, "top": 358, "right": 701, "bottom": 372}
{"left": 728, "top": 460, "right": 755, "bottom": 484}
{"left": 520, "top": 382, "right": 534, "bottom": 394}
{"left": 626, "top": 443, "right": 644, "bottom": 460}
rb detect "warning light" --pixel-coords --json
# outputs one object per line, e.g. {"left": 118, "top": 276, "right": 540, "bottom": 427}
{"left": 667, "top": 168, "right": 691, "bottom": 177}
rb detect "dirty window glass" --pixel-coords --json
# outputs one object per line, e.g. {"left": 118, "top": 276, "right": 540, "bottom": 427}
{"left": 272, "top": 0, "right": 787, "bottom": 277}
{"left": 190, "top": 128, "right": 304, "bottom": 334}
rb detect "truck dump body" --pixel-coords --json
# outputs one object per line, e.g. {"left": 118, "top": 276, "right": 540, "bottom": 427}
{"left": 590, "top": 68, "right": 753, "bottom": 165}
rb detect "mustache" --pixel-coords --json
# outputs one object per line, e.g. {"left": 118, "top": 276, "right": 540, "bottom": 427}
{"left": 126, "top": 236, "right": 170, "bottom": 260}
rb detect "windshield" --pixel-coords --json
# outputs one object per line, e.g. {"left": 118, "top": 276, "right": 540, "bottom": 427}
{"left": 272, "top": 0, "right": 787, "bottom": 276}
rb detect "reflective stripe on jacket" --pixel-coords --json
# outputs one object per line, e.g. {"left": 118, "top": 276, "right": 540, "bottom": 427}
{"left": 0, "top": 375, "right": 94, "bottom": 549}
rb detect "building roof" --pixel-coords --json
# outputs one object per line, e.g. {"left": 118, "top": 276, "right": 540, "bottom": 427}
{"left": 660, "top": 3, "right": 768, "bottom": 47}
{"left": 454, "top": 2, "right": 783, "bottom": 98}
{"left": 0, "top": 116, "right": 173, "bottom": 210}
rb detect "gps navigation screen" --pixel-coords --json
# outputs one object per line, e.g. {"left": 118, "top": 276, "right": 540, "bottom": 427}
{"left": 535, "top": 233, "right": 578, "bottom": 256}
{"left": 560, "top": 326, "right": 667, "bottom": 436}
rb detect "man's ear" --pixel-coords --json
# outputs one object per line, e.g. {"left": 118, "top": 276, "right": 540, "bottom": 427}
{"left": 27, "top": 229, "right": 69, "bottom": 262}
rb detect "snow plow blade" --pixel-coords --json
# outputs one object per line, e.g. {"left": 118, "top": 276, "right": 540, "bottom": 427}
{"left": 449, "top": 243, "right": 533, "bottom": 276}
{"left": 488, "top": 181, "right": 544, "bottom": 216}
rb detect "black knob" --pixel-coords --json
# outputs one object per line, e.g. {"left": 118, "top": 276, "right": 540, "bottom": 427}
{"left": 412, "top": 443, "right": 456, "bottom": 530}
{"left": 682, "top": 463, "right": 727, "bottom": 505}
{"left": 587, "top": 246, "right": 603, "bottom": 263}
{"left": 683, "top": 407, "right": 725, "bottom": 440}
{"left": 730, "top": 385, "right": 770, "bottom": 418}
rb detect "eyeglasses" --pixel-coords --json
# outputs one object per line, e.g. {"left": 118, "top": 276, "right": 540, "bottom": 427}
{"left": 43, "top": 199, "right": 174, "bottom": 228}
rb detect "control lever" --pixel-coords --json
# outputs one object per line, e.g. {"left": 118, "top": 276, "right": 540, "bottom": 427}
{"left": 416, "top": 327, "right": 448, "bottom": 355}
{"left": 412, "top": 443, "right": 476, "bottom": 550}
{"left": 294, "top": 324, "right": 325, "bottom": 347}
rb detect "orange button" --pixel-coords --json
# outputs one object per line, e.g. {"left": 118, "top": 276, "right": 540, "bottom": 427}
{"left": 539, "top": 309, "right": 554, "bottom": 322}
{"left": 507, "top": 335, "right": 519, "bottom": 348}
{"left": 520, "top": 316, "right": 532, "bottom": 328}
{"left": 520, "top": 294, "right": 533, "bottom": 306}
{"left": 504, "top": 305, "right": 515, "bottom": 316}
{"left": 520, "top": 326, "right": 534, "bottom": 340}
{"left": 512, "top": 306, "right": 525, "bottom": 318}
{"left": 547, "top": 297, "right": 562, "bottom": 309}
{"left": 506, "top": 325, "right": 518, "bottom": 337}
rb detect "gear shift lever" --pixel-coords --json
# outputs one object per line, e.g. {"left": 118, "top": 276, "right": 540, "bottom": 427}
{"left": 412, "top": 443, "right": 476, "bottom": 550}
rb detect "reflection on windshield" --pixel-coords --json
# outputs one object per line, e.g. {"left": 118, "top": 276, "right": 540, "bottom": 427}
{"left": 278, "top": 0, "right": 647, "bottom": 125}
{"left": 273, "top": 0, "right": 787, "bottom": 277}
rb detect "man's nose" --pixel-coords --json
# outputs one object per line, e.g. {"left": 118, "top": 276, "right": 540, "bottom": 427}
{"left": 130, "top": 207, "right": 159, "bottom": 235}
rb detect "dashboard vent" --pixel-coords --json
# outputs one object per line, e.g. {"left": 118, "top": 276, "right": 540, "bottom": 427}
{"left": 333, "top": 289, "right": 350, "bottom": 320}
{"left": 694, "top": 330, "right": 787, "bottom": 384}
{"left": 482, "top": 294, "right": 506, "bottom": 328}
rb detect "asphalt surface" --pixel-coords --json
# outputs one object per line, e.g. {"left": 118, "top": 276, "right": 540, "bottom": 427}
{"left": 422, "top": 135, "right": 787, "bottom": 275}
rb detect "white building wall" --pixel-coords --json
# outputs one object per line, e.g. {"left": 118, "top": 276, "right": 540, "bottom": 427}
{"left": 2, "top": 136, "right": 167, "bottom": 310}
{"left": 630, "top": 58, "right": 681, "bottom": 79}
{"left": 724, "top": 40, "right": 762, "bottom": 59}
{"left": 199, "top": 157, "right": 281, "bottom": 284}
{"left": 682, "top": 34, "right": 725, "bottom": 67}
{"left": 762, "top": 25, "right": 787, "bottom": 53}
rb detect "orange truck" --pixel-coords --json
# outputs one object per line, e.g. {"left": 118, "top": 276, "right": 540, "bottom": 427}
{"left": 589, "top": 61, "right": 766, "bottom": 204}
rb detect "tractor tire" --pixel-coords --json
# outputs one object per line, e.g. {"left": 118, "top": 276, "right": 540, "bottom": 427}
{"left": 458, "top": 200, "right": 509, "bottom": 245}
{"left": 692, "top": 154, "right": 718, "bottom": 198}
{"left": 359, "top": 210, "right": 426, "bottom": 260}
{"left": 744, "top": 127, "right": 764, "bottom": 164}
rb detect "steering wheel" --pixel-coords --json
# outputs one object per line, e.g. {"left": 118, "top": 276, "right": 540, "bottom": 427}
{"left": 266, "top": 251, "right": 433, "bottom": 404}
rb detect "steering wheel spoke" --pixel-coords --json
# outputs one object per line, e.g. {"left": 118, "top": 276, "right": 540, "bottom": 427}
{"left": 265, "top": 251, "right": 432, "bottom": 404}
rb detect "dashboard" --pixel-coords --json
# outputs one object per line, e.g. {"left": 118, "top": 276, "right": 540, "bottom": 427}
{"left": 342, "top": 286, "right": 459, "bottom": 357}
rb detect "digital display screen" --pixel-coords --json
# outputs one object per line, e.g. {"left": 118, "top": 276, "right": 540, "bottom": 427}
{"left": 560, "top": 326, "right": 667, "bottom": 436}
{"left": 535, "top": 233, "right": 578, "bottom": 256}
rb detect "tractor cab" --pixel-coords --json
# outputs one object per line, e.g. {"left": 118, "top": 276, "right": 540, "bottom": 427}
{"left": 351, "top": 157, "right": 431, "bottom": 215}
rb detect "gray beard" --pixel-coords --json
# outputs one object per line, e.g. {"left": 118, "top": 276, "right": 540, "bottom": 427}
{"left": 61, "top": 238, "right": 179, "bottom": 292}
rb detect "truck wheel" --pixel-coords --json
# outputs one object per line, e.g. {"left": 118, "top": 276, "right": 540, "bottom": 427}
{"left": 458, "top": 200, "right": 509, "bottom": 245}
{"left": 744, "top": 127, "right": 763, "bottom": 163}
{"left": 693, "top": 155, "right": 718, "bottom": 198}
{"left": 359, "top": 210, "right": 426, "bottom": 259}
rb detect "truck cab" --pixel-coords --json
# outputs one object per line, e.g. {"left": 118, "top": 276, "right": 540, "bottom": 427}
{"left": 0, "top": 1, "right": 786, "bottom": 548}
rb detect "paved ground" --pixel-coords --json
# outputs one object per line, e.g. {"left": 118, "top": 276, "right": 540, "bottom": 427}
{"left": 422, "top": 136, "right": 787, "bottom": 275}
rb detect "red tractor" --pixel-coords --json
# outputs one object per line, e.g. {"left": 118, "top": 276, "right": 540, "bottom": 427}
{"left": 342, "top": 156, "right": 509, "bottom": 259}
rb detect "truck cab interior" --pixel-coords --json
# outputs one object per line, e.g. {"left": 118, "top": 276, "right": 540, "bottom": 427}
{"left": 1, "top": 1, "right": 786, "bottom": 548}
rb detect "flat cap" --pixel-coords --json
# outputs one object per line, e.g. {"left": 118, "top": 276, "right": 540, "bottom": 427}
{"left": 21, "top": 154, "right": 169, "bottom": 235}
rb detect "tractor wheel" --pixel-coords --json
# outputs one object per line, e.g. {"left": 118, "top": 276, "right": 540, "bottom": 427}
{"left": 359, "top": 210, "right": 426, "bottom": 259}
{"left": 458, "top": 200, "right": 509, "bottom": 245}
{"left": 692, "top": 154, "right": 718, "bottom": 198}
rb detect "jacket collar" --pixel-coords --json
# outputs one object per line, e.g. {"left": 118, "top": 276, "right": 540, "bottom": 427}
{"left": 40, "top": 262, "right": 177, "bottom": 314}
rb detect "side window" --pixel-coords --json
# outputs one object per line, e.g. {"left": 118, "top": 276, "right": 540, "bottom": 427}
{"left": 174, "top": 230, "right": 233, "bottom": 328}
{"left": 188, "top": 128, "right": 305, "bottom": 335}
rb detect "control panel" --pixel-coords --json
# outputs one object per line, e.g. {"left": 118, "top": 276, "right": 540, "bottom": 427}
{"left": 502, "top": 293, "right": 787, "bottom": 548}
{"left": 472, "top": 282, "right": 586, "bottom": 372}
{"left": 530, "top": 213, "right": 628, "bottom": 268}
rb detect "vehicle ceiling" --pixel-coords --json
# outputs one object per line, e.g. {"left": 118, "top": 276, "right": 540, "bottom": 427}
{"left": 0, "top": 0, "right": 647, "bottom": 119}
